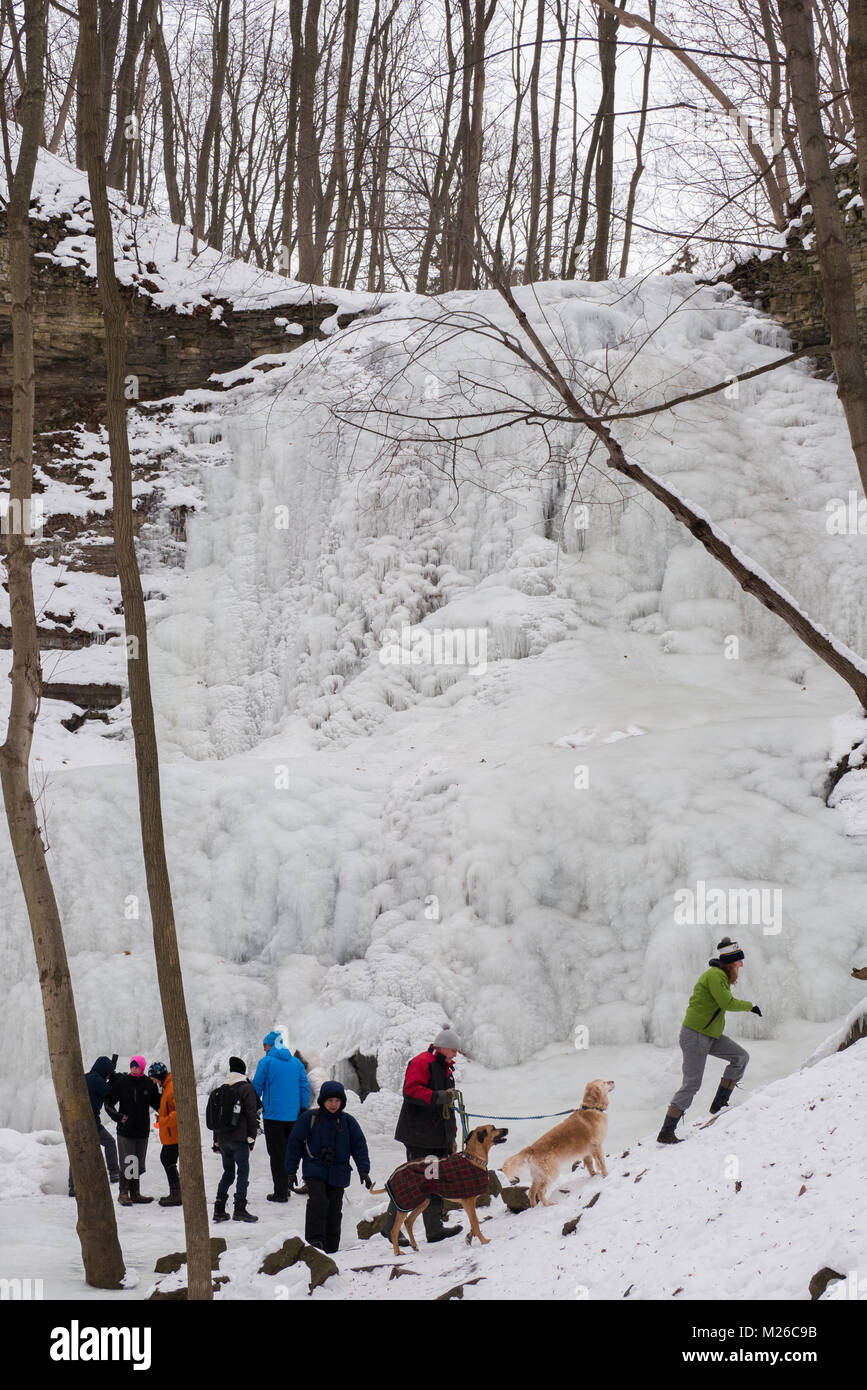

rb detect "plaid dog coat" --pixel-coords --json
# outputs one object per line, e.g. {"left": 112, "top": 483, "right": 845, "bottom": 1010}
{"left": 385, "top": 1152, "right": 488, "bottom": 1212}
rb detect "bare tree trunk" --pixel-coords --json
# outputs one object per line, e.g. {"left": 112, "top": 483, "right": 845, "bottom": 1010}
{"left": 327, "top": 0, "right": 359, "bottom": 286}
{"left": 292, "top": 0, "right": 322, "bottom": 282}
{"left": 453, "top": 0, "right": 496, "bottom": 291}
{"left": 541, "top": 0, "right": 568, "bottom": 281}
{"left": 150, "top": 6, "right": 184, "bottom": 225}
{"left": 524, "top": 0, "right": 545, "bottom": 282}
{"left": 846, "top": 0, "right": 867, "bottom": 209}
{"left": 0, "top": 0, "right": 126, "bottom": 1290}
{"left": 48, "top": 30, "right": 82, "bottom": 153}
{"left": 589, "top": 0, "right": 621, "bottom": 282}
{"left": 79, "top": 0, "right": 213, "bottom": 1302}
{"left": 777, "top": 0, "right": 867, "bottom": 496}
{"left": 619, "top": 0, "right": 653, "bottom": 277}
{"left": 105, "top": 0, "right": 156, "bottom": 191}
{"left": 193, "top": 0, "right": 229, "bottom": 248}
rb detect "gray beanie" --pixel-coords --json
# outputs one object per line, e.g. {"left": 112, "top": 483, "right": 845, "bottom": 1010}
{"left": 432, "top": 1026, "right": 461, "bottom": 1051}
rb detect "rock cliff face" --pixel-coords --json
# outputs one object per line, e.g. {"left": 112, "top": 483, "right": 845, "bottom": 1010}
{"left": 721, "top": 157, "right": 866, "bottom": 359}
{"left": 0, "top": 190, "right": 364, "bottom": 722}
{"left": 0, "top": 211, "right": 353, "bottom": 431}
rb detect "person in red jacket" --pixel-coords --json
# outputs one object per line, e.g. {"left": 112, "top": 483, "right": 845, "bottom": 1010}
{"left": 382, "top": 1026, "right": 463, "bottom": 1245}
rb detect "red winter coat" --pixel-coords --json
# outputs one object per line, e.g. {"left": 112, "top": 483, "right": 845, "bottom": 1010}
{"left": 385, "top": 1152, "right": 488, "bottom": 1213}
{"left": 394, "top": 1047, "right": 456, "bottom": 1150}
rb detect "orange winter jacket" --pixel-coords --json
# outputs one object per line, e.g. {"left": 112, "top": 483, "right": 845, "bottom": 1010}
{"left": 157, "top": 1075, "right": 178, "bottom": 1145}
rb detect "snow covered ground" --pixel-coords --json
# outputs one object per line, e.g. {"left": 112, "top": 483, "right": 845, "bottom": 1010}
{"left": 2, "top": 166, "right": 867, "bottom": 1301}
{"left": 2, "top": 1031, "right": 863, "bottom": 1303}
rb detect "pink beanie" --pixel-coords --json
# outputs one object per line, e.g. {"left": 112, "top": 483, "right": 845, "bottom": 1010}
{"left": 130, "top": 1055, "right": 146, "bottom": 1072}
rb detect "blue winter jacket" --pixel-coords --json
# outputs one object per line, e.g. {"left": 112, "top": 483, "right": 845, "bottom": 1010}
{"left": 252, "top": 1043, "right": 310, "bottom": 1122}
{"left": 284, "top": 1082, "right": 370, "bottom": 1188}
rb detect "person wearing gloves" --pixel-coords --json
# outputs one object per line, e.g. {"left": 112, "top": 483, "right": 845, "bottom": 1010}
{"left": 252, "top": 1030, "right": 310, "bottom": 1204}
{"left": 106, "top": 1055, "right": 161, "bottom": 1205}
{"left": 147, "top": 1062, "right": 180, "bottom": 1207}
{"left": 657, "top": 937, "right": 761, "bottom": 1144}
{"left": 213, "top": 1056, "right": 260, "bottom": 1223}
{"left": 383, "top": 1026, "right": 462, "bottom": 1245}
{"left": 68, "top": 1054, "right": 120, "bottom": 1198}
{"left": 284, "top": 1080, "right": 372, "bottom": 1254}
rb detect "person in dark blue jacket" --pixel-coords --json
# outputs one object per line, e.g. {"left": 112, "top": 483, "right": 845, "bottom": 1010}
{"left": 252, "top": 1031, "right": 310, "bottom": 1203}
{"left": 285, "top": 1081, "right": 372, "bottom": 1253}
{"left": 68, "top": 1055, "right": 120, "bottom": 1197}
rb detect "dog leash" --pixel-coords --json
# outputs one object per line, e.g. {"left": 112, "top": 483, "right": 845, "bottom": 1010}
{"left": 462, "top": 1108, "right": 576, "bottom": 1121}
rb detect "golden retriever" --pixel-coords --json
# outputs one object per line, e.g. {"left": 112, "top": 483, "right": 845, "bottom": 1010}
{"left": 501, "top": 1079, "right": 614, "bottom": 1206}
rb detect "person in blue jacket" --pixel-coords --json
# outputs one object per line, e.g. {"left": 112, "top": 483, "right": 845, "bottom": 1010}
{"left": 252, "top": 1030, "right": 310, "bottom": 1203}
{"left": 285, "top": 1081, "right": 372, "bottom": 1253}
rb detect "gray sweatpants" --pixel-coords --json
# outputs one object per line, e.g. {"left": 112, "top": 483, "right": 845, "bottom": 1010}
{"left": 118, "top": 1134, "right": 150, "bottom": 1181}
{"left": 671, "top": 1025, "right": 749, "bottom": 1113}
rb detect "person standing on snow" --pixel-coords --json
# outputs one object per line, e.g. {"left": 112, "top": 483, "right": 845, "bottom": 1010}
{"left": 657, "top": 937, "right": 761, "bottom": 1144}
{"left": 382, "top": 1026, "right": 463, "bottom": 1245}
{"left": 213, "top": 1055, "right": 260, "bottom": 1223}
{"left": 252, "top": 1030, "right": 310, "bottom": 1203}
{"left": 67, "top": 1054, "right": 120, "bottom": 1198}
{"left": 107, "top": 1055, "right": 161, "bottom": 1204}
{"left": 285, "top": 1080, "right": 372, "bottom": 1253}
{"left": 147, "top": 1062, "right": 180, "bottom": 1207}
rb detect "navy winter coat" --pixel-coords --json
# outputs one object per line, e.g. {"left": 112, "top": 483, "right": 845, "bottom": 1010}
{"left": 86, "top": 1057, "right": 118, "bottom": 1128}
{"left": 284, "top": 1082, "right": 370, "bottom": 1189}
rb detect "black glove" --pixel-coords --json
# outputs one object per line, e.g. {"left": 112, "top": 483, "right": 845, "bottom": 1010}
{"left": 751, "top": 1005, "right": 762, "bottom": 1016}
{"left": 432, "top": 1089, "right": 454, "bottom": 1107}
{"left": 360, "top": 1174, "right": 373, "bottom": 1189}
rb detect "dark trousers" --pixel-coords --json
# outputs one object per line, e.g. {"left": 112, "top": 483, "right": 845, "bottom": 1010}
{"left": 405, "top": 1145, "right": 451, "bottom": 1239}
{"left": 217, "top": 1140, "right": 250, "bottom": 1202}
{"left": 305, "top": 1178, "right": 344, "bottom": 1253}
{"left": 160, "top": 1143, "right": 179, "bottom": 1187}
{"left": 263, "top": 1118, "right": 295, "bottom": 1199}
{"left": 68, "top": 1123, "right": 119, "bottom": 1195}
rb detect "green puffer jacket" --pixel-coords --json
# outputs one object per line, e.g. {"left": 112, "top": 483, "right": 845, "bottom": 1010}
{"left": 682, "top": 967, "right": 754, "bottom": 1038}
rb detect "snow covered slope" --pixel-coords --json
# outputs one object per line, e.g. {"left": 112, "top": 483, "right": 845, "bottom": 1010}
{"left": 2, "top": 206, "right": 867, "bottom": 1129}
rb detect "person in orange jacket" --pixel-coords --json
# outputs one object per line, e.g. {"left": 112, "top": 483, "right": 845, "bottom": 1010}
{"left": 148, "top": 1062, "right": 181, "bottom": 1207}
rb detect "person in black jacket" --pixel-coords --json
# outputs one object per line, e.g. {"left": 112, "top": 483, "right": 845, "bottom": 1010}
{"left": 383, "top": 1027, "right": 462, "bottom": 1245}
{"left": 285, "top": 1081, "right": 372, "bottom": 1253}
{"left": 212, "top": 1056, "right": 260, "bottom": 1224}
{"left": 67, "top": 1054, "right": 120, "bottom": 1198}
{"left": 106, "top": 1055, "right": 161, "bottom": 1206}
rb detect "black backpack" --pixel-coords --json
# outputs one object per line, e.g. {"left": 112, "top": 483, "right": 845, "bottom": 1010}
{"left": 206, "top": 1083, "right": 242, "bottom": 1132}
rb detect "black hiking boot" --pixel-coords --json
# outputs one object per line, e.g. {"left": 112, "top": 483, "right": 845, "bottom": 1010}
{"left": 233, "top": 1197, "right": 258, "bottom": 1223}
{"left": 213, "top": 1197, "right": 230, "bottom": 1223}
{"left": 657, "top": 1106, "right": 683, "bottom": 1144}
{"left": 709, "top": 1080, "right": 736, "bottom": 1115}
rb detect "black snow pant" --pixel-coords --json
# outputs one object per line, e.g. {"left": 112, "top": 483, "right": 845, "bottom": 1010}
{"left": 68, "top": 1123, "right": 119, "bottom": 1195}
{"left": 304, "top": 1178, "right": 344, "bottom": 1253}
{"left": 160, "top": 1143, "right": 179, "bottom": 1188}
{"left": 263, "top": 1119, "right": 295, "bottom": 1199}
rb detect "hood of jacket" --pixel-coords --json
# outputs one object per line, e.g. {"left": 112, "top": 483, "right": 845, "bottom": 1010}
{"left": 317, "top": 1080, "right": 347, "bottom": 1109}
{"left": 226, "top": 1071, "right": 249, "bottom": 1086}
{"left": 90, "top": 1057, "right": 114, "bottom": 1080}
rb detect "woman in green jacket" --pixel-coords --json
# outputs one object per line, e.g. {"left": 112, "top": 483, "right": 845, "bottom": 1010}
{"left": 657, "top": 937, "right": 761, "bottom": 1144}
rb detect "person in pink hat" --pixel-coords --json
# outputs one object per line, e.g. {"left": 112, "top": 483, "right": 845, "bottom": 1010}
{"left": 106, "top": 1055, "right": 161, "bottom": 1205}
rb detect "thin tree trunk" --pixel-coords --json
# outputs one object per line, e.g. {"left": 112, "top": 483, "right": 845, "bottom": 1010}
{"left": 48, "top": 31, "right": 82, "bottom": 153}
{"left": 777, "top": 0, "right": 867, "bottom": 496}
{"left": 524, "top": 0, "right": 545, "bottom": 283}
{"left": 193, "top": 0, "right": 229, "bottom": 247}
{"left": 151, "top": 6, "right": 184, "bottom": 225}
{"left": 619, "top": 0, "right": 653, "bottom": 278}
{"left": 589, "top": 0, "right": 620, "bottom": 282}
{"left": 454, "top": 0, "right": 496, "bottom": 291}
{"left": 846, "top": 0, "right": 867, "bottom": 209}
{"left": 78, "top": 0, "right": 213, "bottom": 1302}
{"left": 0, "top": 0, "right": 126, "bottom": 1290}
{"left": 541, "top": 0, "right": 568, "bottom": 281}
{"left": 293, "top": 0, "right": 323, "bottom": 282}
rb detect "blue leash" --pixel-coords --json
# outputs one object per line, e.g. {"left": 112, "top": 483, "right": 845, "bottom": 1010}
{"left": 454, "top": 1091, "right": 575, "bottom": 1142}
